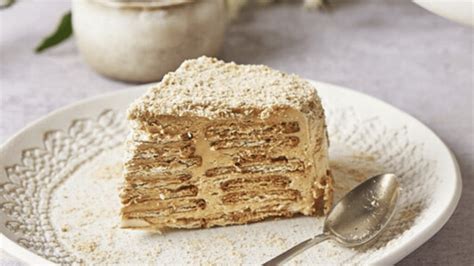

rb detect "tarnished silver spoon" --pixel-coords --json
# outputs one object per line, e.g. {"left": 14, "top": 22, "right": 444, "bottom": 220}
{"left": 263, "top": 173, "right": 400, "bottom": 265}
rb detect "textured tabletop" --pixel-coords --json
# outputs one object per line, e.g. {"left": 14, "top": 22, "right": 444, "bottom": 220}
{"left": 0, "top": 0, "right": 473, "bottom": 265}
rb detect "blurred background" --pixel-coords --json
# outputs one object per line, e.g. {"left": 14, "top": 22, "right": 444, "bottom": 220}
{"left": 0, "top": 0, "right": 473, "bottom": 264}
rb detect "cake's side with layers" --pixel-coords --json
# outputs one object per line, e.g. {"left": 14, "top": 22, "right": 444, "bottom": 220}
{"left": 120, "top": 106, "right": 332, "bottom": 230}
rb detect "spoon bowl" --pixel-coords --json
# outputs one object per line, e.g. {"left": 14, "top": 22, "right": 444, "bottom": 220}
{"left": 325, "top": 173, "right": 399, "bottom": 246}
{"left": 263, "top": 173, "right": 400, "bottom": 265}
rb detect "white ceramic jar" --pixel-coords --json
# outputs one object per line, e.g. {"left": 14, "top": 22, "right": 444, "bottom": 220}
{"left": 72, "top": 0, "right": 228, "bottom": 83}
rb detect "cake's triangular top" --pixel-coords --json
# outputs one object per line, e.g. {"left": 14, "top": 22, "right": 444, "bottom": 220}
{"left": 128, "top": 56, "right": 322, "bottom": 120}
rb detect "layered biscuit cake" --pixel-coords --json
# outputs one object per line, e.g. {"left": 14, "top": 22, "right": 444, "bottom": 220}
{"left": 120, "top": 57, "right": 333, "bottom": 230}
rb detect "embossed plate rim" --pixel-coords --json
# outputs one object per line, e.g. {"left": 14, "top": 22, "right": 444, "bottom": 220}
{"left": 0, "top": 80, "right": 462, "bottom": 265}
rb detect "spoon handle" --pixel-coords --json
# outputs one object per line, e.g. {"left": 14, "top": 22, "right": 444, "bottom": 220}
{"left": 262, "top": 233, "right": 330, "bottom": 266}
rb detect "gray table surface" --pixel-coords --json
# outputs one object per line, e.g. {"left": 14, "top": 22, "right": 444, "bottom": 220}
{"left": 0, "top": 0, "right": 472, "bottom": 265}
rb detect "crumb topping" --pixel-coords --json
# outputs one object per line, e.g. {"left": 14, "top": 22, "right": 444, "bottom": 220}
{"left": 128, "top": 56, "right": 322, "bottom": 121}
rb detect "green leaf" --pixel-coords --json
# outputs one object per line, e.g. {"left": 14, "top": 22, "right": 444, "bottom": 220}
{"left": 35, "top": 11, "right": 73, "bottom": 53}
{"left": 0, "top": 0, "right": 15, "bottom": 9}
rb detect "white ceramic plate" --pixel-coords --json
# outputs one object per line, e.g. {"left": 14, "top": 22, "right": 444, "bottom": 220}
{"left": 414, "top": 0, "right": 474, "bottom": 27}
{"left": 0, "top": 81, "right": 462, "bottom": 265}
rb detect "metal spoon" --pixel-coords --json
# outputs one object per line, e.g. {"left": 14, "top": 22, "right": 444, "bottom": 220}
{"left": 263, "top": 173, "right": 400, "bottom": 265}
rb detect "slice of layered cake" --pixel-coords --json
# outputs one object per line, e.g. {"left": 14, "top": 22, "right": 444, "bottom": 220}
{"left": 120, "top": 57, "right": 333, "bottom": 230}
